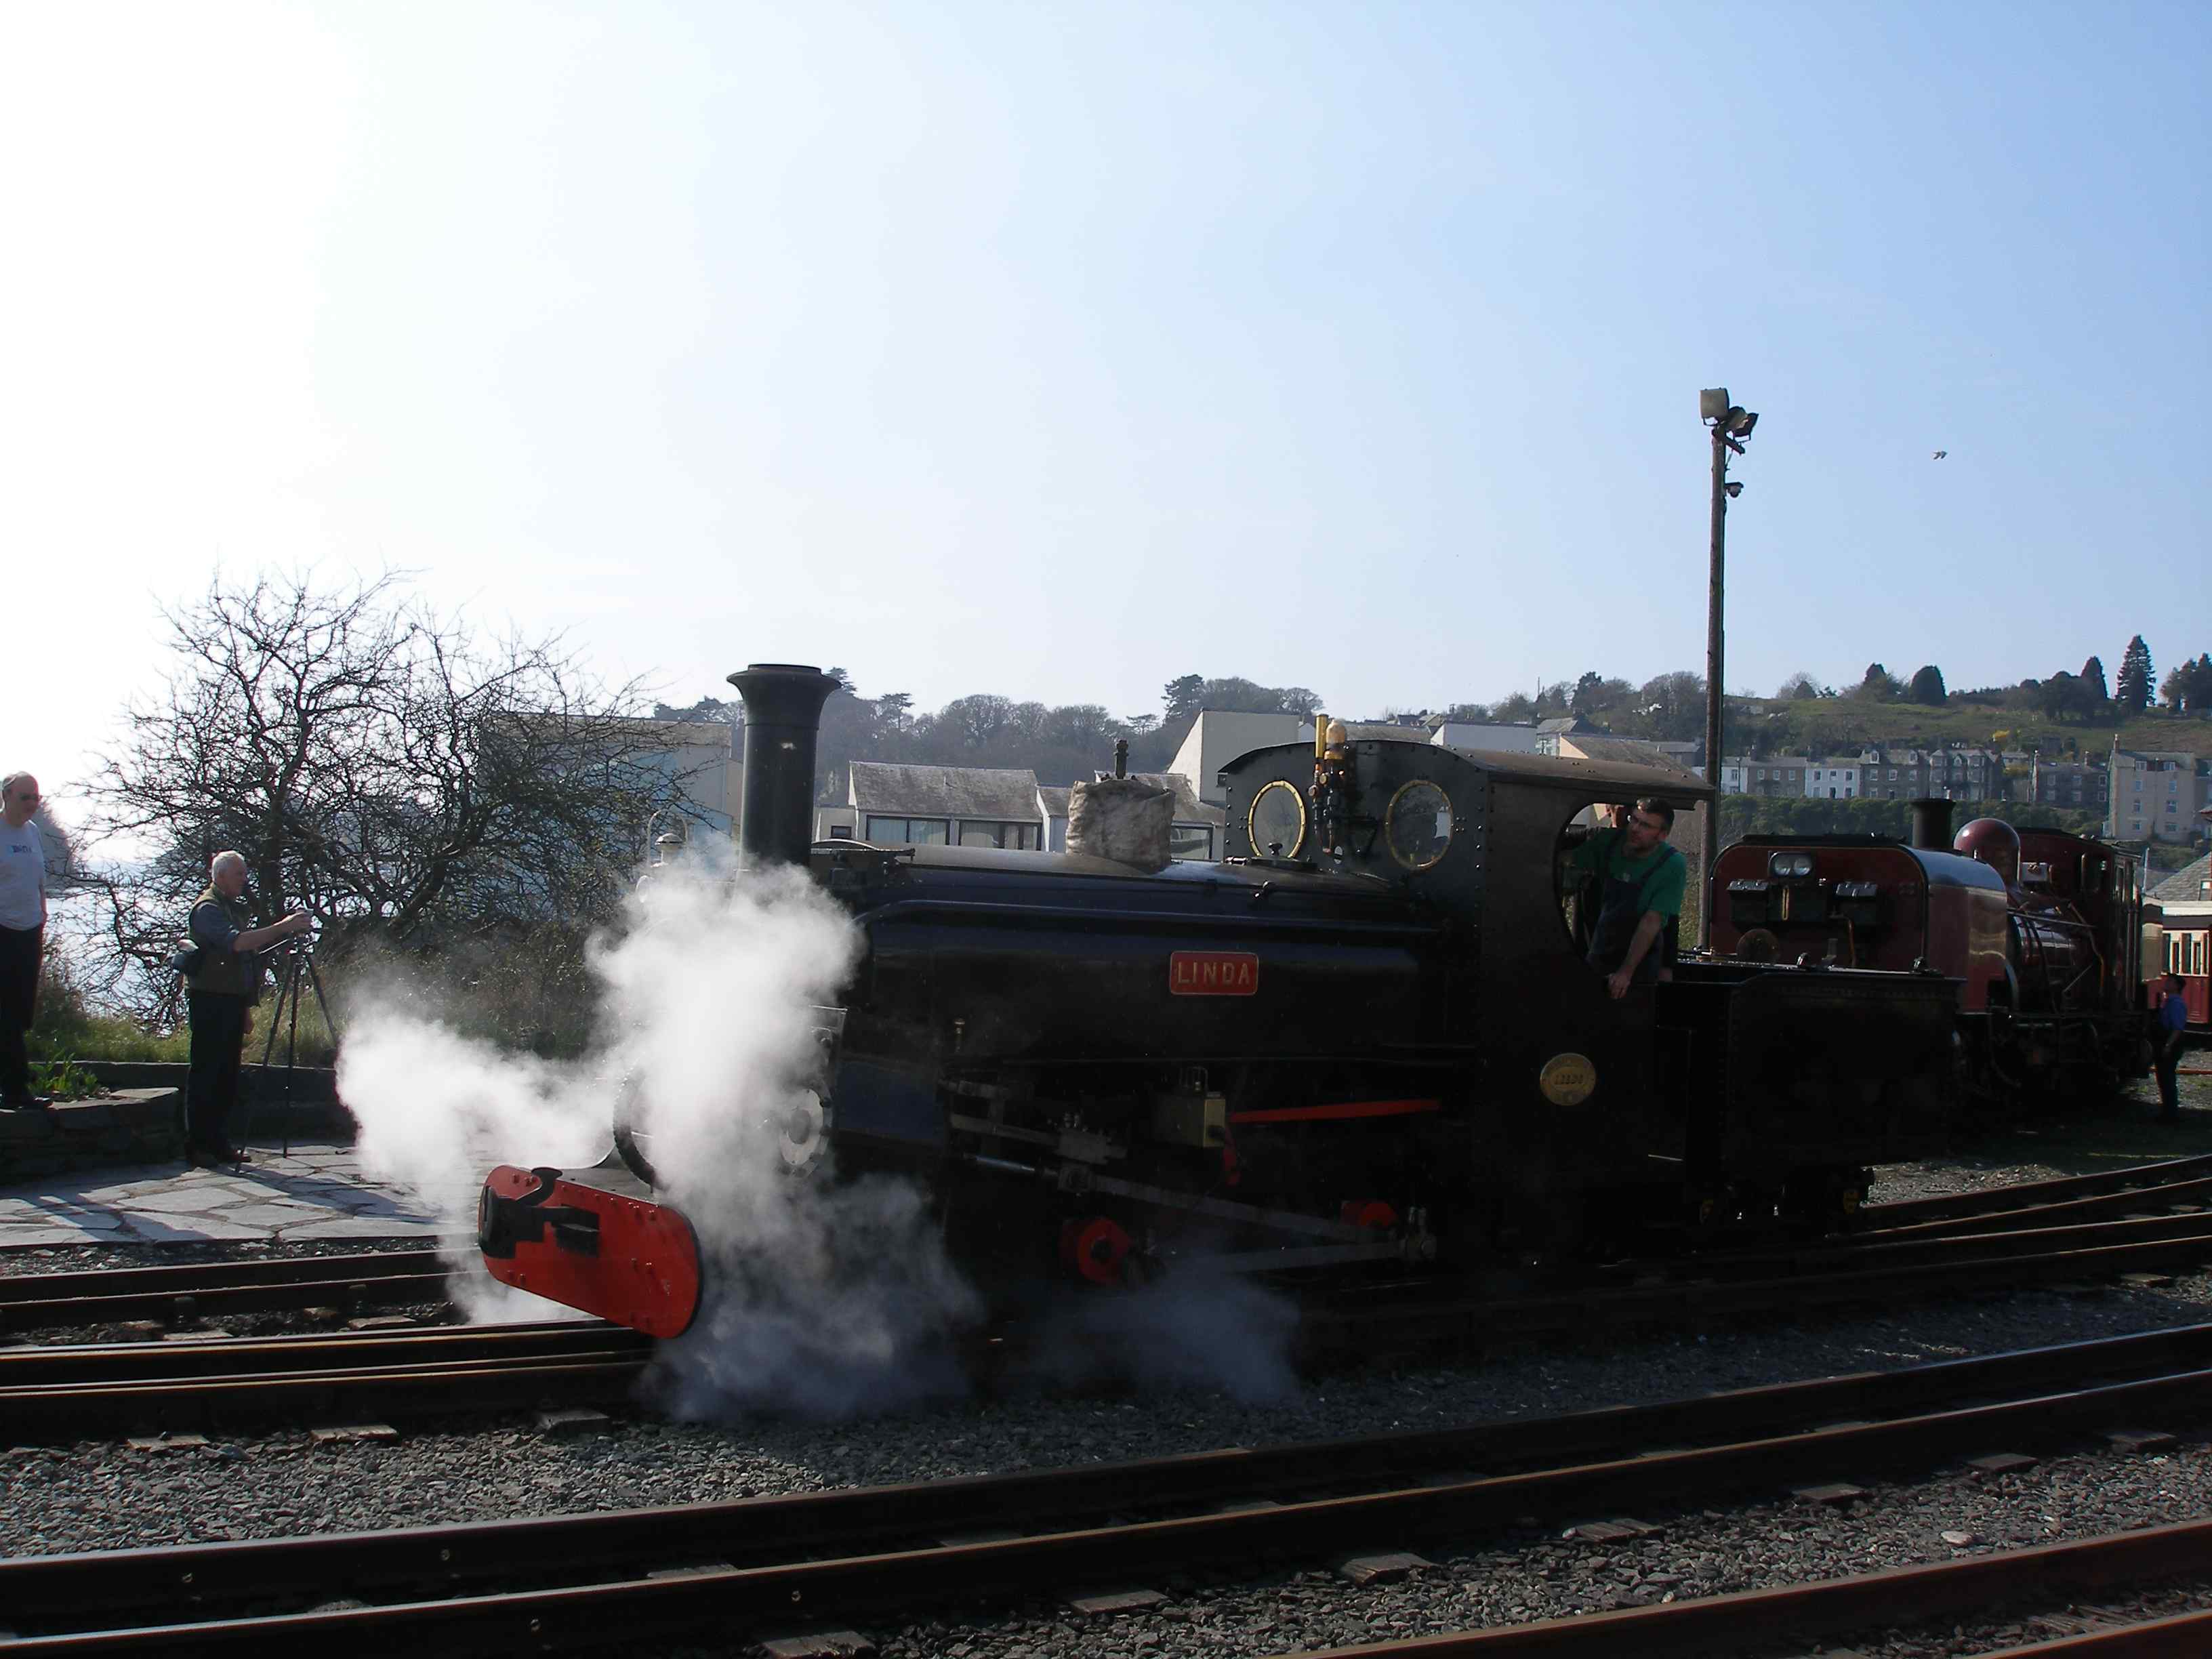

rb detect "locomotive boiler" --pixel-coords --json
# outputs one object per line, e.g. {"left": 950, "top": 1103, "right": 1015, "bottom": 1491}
{"left": 480, "top": 664, "right": 1961, "bottom": 1336}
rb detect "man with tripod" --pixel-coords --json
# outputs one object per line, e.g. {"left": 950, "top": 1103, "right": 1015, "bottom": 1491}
{"left": 185, "top": 852, "right": 309, "bottom": 1166}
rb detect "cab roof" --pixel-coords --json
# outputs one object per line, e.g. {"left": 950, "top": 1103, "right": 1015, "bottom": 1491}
{"left": 1438, "top": 744, "right": 1716, "bottom": 803}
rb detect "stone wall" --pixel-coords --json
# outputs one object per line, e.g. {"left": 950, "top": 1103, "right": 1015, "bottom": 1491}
{"left": 0, "top": 1090, "right": 183, "bottom": 1181}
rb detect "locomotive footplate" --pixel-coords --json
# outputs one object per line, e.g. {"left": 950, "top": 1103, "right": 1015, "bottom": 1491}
{"left": 478, "top": 1164, "right": 702, "bottom": 1338}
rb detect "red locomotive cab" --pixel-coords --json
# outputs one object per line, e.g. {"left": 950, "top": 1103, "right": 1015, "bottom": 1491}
{"left": 1953, "top": 818, "right": 2022, "bottom": 889}
{"left": 1708, "top": 836, "right": 2008, "bottom": 1012}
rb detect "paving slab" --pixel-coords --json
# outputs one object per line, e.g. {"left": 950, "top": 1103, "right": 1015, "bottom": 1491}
{"left": 0, "top": 1142, "right": 450, "bottom": 1248}
{"left": 281, "top": 1216, "right": 447, "bottom": 1240}
{"left": 213, "top": 1203, "right": 354, "bottom": 1227}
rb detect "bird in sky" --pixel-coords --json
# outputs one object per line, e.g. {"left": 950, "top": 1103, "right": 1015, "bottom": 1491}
{"left": 1932, "top": 450, "right": 1948, "bottom": 459}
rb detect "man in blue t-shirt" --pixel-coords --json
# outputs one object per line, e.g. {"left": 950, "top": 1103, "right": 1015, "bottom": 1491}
{"left": 2155, "top": 972, "right": 2190, "bottom": 1121}
{"left": 1566, "top": 796, "right": 1687, "bottom": 999}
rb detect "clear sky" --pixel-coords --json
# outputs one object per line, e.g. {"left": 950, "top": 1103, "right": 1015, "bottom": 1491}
{"left": 5, "top": 1, "right": 2206, "bottom": 802}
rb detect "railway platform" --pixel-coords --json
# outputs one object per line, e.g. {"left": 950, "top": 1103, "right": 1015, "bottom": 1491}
{"left": 0, "top": 1141, "right": 451, "bottom": 1250}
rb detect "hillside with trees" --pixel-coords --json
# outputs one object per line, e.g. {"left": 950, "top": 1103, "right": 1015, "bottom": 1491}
{"left": 659, "top": 634, "right": 2212, "bottom": 804}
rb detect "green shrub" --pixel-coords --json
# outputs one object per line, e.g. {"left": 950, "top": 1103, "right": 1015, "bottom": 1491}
{"left": 29, "top": 1015, "right": 190, "bottom": 1063}
{"left": 28, "top": 1053, "right": 105, "bottom": 1101}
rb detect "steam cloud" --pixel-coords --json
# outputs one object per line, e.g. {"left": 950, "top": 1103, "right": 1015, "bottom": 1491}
{"left": 340, "top": 846, "right": 1305, "bottom": 1416}
{"left": 338, "top": 850, "right": 981, "bottom": 1407}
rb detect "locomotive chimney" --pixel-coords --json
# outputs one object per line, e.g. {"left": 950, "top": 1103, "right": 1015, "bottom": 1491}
{"left": 726, "top": 663, "right": 839, "bottom": 867}
{"left": 1908, "top": 797, "right": 1954, "bottom": 852}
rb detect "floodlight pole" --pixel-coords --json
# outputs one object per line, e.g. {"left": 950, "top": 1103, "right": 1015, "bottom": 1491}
{"left": 1702, "top": 421, "right": 1729, "bottom": 951}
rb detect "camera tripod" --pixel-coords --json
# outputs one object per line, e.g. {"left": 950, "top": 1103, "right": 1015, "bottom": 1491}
{"left": 246, "top": 937, "right": 340, "bottom": 1158}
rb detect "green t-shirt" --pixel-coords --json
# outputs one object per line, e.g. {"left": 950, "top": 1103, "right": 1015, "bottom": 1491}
{"left": 1568, "top": 827, "right": 1686, "bottom": 920}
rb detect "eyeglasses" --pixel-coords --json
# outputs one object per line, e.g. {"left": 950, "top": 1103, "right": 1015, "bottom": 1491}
{"left": 1629, "top": 816, "right": 1666, "bottom": 833}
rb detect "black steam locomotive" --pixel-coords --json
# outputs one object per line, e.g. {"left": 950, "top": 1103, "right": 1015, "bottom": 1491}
{"left": 480, "top": 665, "right": 1959, "bottom": 1336}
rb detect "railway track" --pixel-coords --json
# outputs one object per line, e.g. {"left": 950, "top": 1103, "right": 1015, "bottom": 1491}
{"left": 1298, "top": 1207, "right": 2212, "bottom": 1361}
{"left": 1298, "top": 1520, "right": 2212, "bottom": 1656}
{"left": 8, "top": 1204, "right": 2212, "bottom": 1440}
{"left": 0, "top": 1246, "right": 458, "bottom": 1333}
{"left": 0, "top": 1320, "right": 652, "bottom": 1439}
{"left": 5, "top": 1322, "right": 2211, "bottom": 1653}
{"left": 1856, "top": 1151, "right": 2212, "bottom": 1235}
{"left": 2, "top": 1154, "right": 2200, "bottom": 1347}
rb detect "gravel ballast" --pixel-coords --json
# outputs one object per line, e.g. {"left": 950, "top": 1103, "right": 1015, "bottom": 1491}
{"left": 5, "top": 1076, "right": 2210, "bottom": 1659}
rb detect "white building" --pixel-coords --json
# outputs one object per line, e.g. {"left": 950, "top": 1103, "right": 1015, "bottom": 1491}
{"left": 1804, "top": 759, "right": 1862, "bottom": 800}
{"left": 1718, "top": 757, "right": 1810, "bottom": 797}
{"left": 2109, "top": 745, "right": 2212, "bottom": 844}
{"left": 1167, "top": 711, "right": 1306, "bottom": 807}
{"left": 1427, "top": 720, "right": 1542, "bottom": 755}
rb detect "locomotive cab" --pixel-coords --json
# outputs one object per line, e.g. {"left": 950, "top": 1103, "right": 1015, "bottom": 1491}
{"left": 1219, "top": 738, "right": 1717, "bottom": 1243}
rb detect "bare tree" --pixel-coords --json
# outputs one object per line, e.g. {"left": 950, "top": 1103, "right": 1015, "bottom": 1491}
{"left": 82, "top": 570, "right": 691, "bottom": 1009}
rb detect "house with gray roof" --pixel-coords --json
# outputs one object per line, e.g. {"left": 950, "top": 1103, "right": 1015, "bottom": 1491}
{"left": 2153, "top": 853, "right": 2212, "bottom": 915}
{"left": 1548, "top": 733, "right": 1704, "bottom": 787}
{"left": 815, "top": 761, "right": 1050, "bottom": 849}
{"left": 1118, "top": 772, "right": 1227, "bottom": 862}
{"left": 813, "top": 763, "right": 1225, "bottom": 862}
{"left": 1038, "top": 785, "right": 1072, "bottom": 851}
{"left": 2153, "top": 853, "right": 2212, "bottom": 998}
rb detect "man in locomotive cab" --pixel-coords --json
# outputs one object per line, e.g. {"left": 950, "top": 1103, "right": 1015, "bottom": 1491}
{"left": 1567, "top": 796, "right": 1685, "bottom": 998}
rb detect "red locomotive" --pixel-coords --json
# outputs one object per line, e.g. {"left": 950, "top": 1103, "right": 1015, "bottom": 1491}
{"left": 1709, "top": 800, "right": 2158, "bottom": 1100}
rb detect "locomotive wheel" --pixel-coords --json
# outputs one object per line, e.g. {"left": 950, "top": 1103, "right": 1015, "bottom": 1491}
{"left": 1059, "top": 1216, "right": 1132, "bottom": 1285}
{"left": 611, "top": 1074, "right": 660, "bottom": 1189}
{"left": 779, "top": 1089, "right": 829, "bottom": 1172}
{"left": 615, "top": 1076, "right": 831, "bottom": 1189}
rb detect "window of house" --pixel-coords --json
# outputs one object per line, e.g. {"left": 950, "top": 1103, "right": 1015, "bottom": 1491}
{"left": 1169, "top": 823, "right": 1214, "bottom": 861}
{"left": 865, "top": 816, "right": 950, "bottom": 844}
{"left": 958, "top": 821, "right": 1040, "bottom": 850}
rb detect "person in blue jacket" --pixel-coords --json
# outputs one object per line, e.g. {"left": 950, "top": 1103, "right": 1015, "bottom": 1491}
{"left": 2155, "top": 972, "right": 2189, "bottom": 1122}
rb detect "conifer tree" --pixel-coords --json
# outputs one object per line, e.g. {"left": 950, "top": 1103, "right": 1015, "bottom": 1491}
{"left": 2116, "top": 636, "right": 2154, "bottom": 714}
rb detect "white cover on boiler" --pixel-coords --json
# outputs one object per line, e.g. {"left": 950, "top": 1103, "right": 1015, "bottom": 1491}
{"left": 1067, "top": 776, "right": 1172, "bottom": 872}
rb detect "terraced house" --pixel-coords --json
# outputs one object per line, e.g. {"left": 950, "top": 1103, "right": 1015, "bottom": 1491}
{"left": 2108, "top": 745, "right": 2212, "bottom": 845}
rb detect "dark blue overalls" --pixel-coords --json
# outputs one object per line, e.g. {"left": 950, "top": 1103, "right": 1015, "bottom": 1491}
{"left": 1585, "top": 844, "right": 1683, "bottom": 987}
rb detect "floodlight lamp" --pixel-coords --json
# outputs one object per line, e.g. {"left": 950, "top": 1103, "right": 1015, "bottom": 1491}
{"left": 1729, "top": 409, "right": 1759, "bottom": 438}
{"left": 1724, "top": 480, "right": 1743, "bottom": 498}
{"left": 1700, "top": 388, "right": 1732, "bottom": 424}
